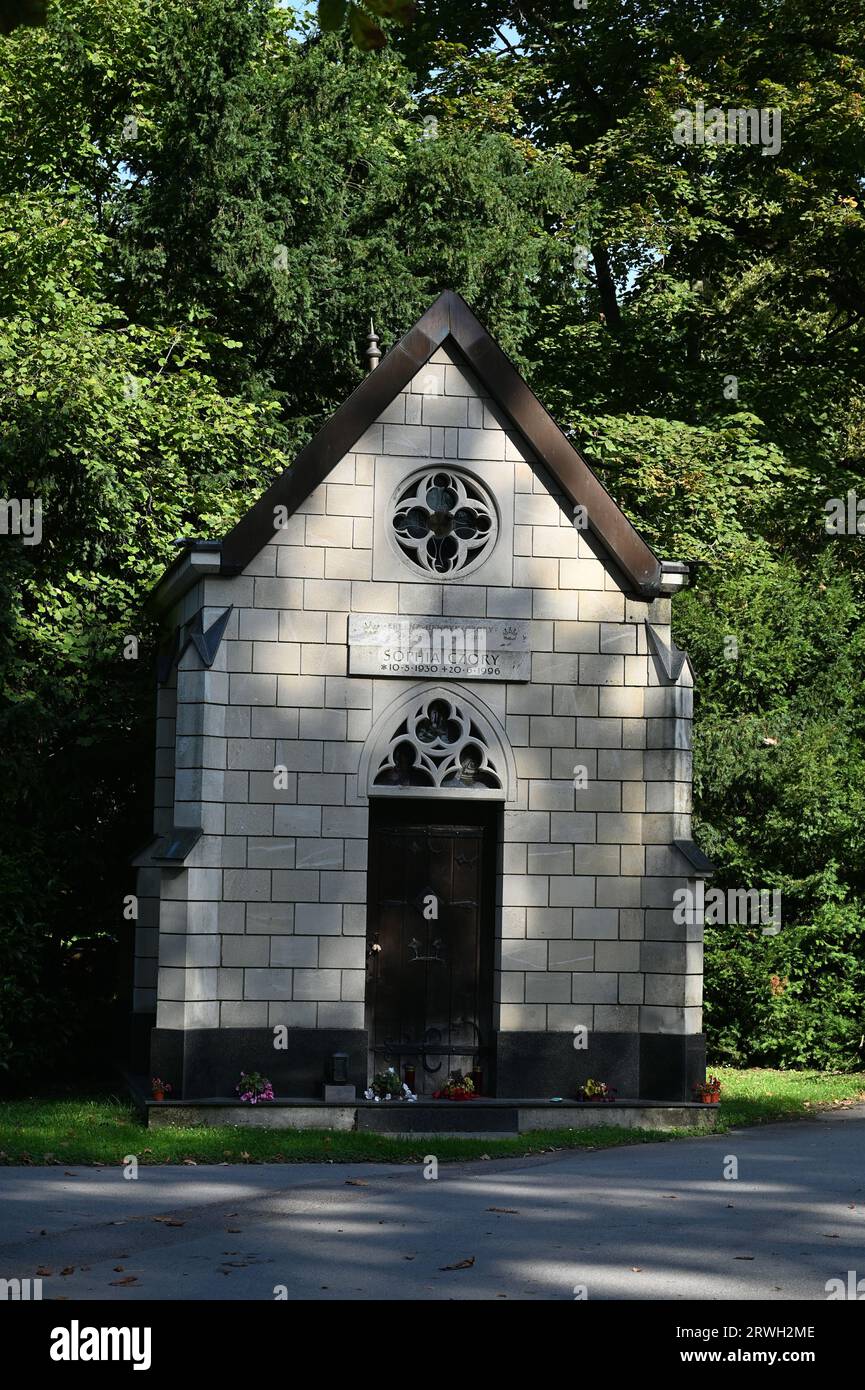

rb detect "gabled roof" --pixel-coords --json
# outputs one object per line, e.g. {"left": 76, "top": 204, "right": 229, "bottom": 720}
{"left": 151, "top": 291, "right": 667, "bottom": 611}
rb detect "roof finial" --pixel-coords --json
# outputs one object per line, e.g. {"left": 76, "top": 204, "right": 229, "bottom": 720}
{"left": 365, "top": 318, "right": 381, "bottom": 372}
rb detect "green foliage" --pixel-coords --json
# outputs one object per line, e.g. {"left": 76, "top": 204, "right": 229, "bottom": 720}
{"left": 675, "top": 558, "right": 865, "bottom": 1066}
{"left": 317, "top": 0, "right": 416, "bottom": 51}
{"left": 705, "top": 904, "right": 865, "bottom": 1069}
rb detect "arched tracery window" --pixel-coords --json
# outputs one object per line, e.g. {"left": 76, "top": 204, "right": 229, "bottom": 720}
{"left": 372, "top": 694, "right": 502, "bottom": 792}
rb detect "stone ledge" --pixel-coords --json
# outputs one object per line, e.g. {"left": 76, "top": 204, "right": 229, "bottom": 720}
{"left": 147, "top": 1097, "right": 720, "bottom": 1134}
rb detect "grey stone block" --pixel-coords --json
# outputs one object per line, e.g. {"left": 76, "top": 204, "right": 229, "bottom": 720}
{"left": 317, "top": 1002, "right": 365, "bottom": 1029}
{"left": 293, "top": 968, "right": 341, "bottom": 1001}
{"left": 593, "top": 1004, "right": 639, "bottom": 1032}
{"left": 222, "top": 937, "right": 270, "bottom": 967}
{"left": 272, "top": 870, "right": 321, "bottom": 902}
{"left": 295, "top": 838, "right": 343, "bottom": 870}
{"left": 295, "top": 903, "right": 342, "bottom": 935}
{"left": 223, "top": 869, "right": 271, "bottom": 902}
{"left": 549, "top": 876, "right": 595, "bottom": 907}
{"left": 320, "top": 871, "right": 366, "bottom": 903}
{"left": 525, "top": 973, "right": 571, "bottom": 1004}
{"left": 547, "top": 941, "right": 595, "bottom": 971}
{"left": 571, "top": 908, "right": 619, "bottom": 939}
{"left": 318, "top": 937, "right": 366, "bottom": 969}
{"left": 274, "top": 805, "right": 322, "bottom": 836}
{"left": 526, "top": 844, "right": 573, "bottom": 875}
{"left": 500, "top": 940, "right": 548, "bottom": 972}
{"left": 270, "top": 937, "right": 319, "bottom": 967}
{"left": 244, "top": 968, "right": 293, "bottom": 1001}
{"left": 594, "top": 941, "right": 640, "bottom": 973}
{"left": 571, "top": 973, "right": 618, "bottom": 1004}
{"left": 525, "top": 907, "right": 573, "bottom": 939}
{"left": 247, "top": 900, "right": 294, "bottom": 934}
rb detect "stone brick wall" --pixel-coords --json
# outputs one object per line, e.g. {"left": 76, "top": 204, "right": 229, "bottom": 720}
{"left": 146, "top": 344, "right": 701, "bottom": 1068}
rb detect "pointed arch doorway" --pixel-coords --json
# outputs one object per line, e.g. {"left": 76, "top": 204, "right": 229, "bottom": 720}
{"left": 365, "top": 798, "right": 498, "bottom": 1099}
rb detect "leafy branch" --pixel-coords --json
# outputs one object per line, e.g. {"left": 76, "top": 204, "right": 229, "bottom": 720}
{"left": 318, "top": 0, "right": 416, "bottom": 52}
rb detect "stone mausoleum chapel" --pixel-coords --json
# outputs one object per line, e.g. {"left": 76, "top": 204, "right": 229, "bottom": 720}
{"left": 133, "top": 292, "right": 712, "bottom": 1123}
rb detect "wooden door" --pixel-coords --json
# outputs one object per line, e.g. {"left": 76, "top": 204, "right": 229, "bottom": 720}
{"left": 366, "top": 806, "right": 495, "bottom": 1097}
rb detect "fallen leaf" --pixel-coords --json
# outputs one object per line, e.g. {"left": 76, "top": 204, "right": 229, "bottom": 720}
{"left": 110, "top": 1276, "right": 138, "bottom": 1286}
{"left": 113, "top": 1266, "right": 125, "bottom": 1273}
{"left": 440, "top": 1257, "right": 475, "bottom": 1271}
{"left": 181, "top": 1159, "right": 197, "bottom": 1166}
{"left": 164, "top": 1220, "right": 185, "bottom": 1228}
{"left": 60, "top": 1267, "right": 75, "bottom": 1277}
{"left": 631, "top": 1267, "right": 643, "bottom": 1273}
{"left": 36, "top": 1267, "right": 53, "bottom": 1277}
{"left": 226, "top": 1228, "right": 242, "bottom": 1234}
{"left": 487, "top": 1207, "right": 519, "bottom": 1214}
{"left": 734, "top": 1256, "right": 755, "bottom": 1261}
{"left": 345, "top": 1179, "right": 368, "bottom": 1187}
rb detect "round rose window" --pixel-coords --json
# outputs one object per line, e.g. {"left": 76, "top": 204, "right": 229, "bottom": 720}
{"left": 390, "top": 469, "right": 498, "bottom": 576}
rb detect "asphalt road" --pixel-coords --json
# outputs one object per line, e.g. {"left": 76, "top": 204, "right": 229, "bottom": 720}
{"left": 1, "top": 1107, "right": 863, "bottom": 1300}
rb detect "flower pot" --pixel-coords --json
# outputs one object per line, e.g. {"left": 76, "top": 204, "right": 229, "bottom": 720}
{"left": 152, "top": 1091, "right": 164, "bottom": 1103}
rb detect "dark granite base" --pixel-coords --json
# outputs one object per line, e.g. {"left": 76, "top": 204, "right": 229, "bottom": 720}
{"left": 149, "top": 1027, "right": 368, "bottom": 1100}
{"left": 494, "top": 1031, "right": 705, "bottom": 1103}
{"left": 149, "top": 1025, "right": 705, "bottom": 1102}
{"left": 640, "top": 1032, "right": 707, "bottom": 1102}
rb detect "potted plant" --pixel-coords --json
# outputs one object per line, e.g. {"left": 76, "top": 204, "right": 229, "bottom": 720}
{"left": 693, "top": 1075, "right": 721, "bottom": 1104}
{"left": 575, "top": 1078, "right": 617, "bottom": 1103}
{"left": 236, "top": 1071, "right": 275, "bottom": 1104}
{"left": 364, "top": 1067, "right": 415, "bottom": 1102}
{"left": 151, "top": 1078, "right": 172, "bottom": 1103}
{"left": 433, "top": 1070, "right": 476, "bottom": 1101}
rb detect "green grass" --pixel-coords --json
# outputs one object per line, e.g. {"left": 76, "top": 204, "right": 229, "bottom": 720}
{"left": 0, "top": 1068, "right": 862, "bottom": 1167}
